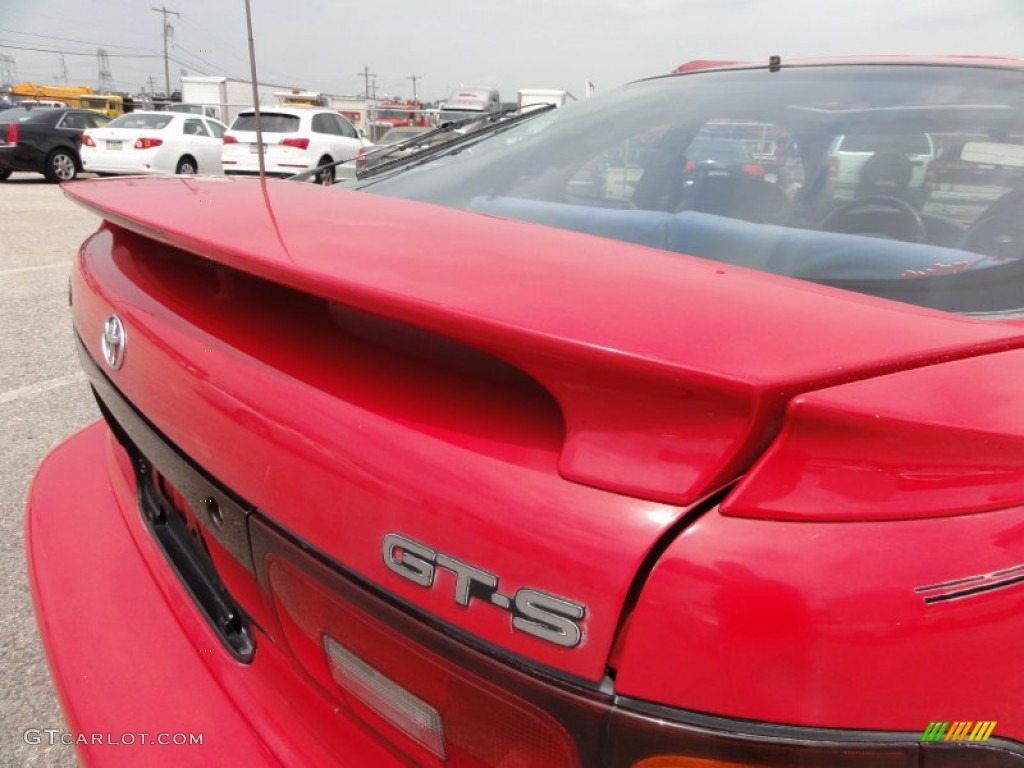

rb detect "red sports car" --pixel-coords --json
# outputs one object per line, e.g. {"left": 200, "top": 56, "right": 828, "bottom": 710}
{"left": 28, "top": 57, "right": 1024, "bottom": 766}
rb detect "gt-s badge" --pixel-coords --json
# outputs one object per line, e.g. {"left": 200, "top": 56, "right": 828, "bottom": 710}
{"left": 383, "top": 533, "right": 586, "bottom": 648}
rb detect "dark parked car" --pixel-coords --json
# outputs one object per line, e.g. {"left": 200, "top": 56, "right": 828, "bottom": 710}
{"left": 0, "top": 107, "right": 109, "bottom": 182}
{"left": 684, "top": 136, "right": 763, "bottom": 177}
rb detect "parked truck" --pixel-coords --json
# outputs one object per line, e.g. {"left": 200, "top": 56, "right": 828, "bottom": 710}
{"left": 179, "top": 76, "right": 292, "bottom": 126}
{"left": 79, "top": 93, "right": 126, "bottom": 118}
{"left": 9, "top": 83, "right": 93, "bottom": 108}
{"left": 438, "top": 87, "right": 501, "bottom": 124}
{"left": 516, "top": 88, "right": 576, "bottom": 109}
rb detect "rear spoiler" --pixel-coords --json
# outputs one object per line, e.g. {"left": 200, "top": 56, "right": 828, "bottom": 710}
{"left": 64, "top": 176, "right": 1022, "bottom": 505}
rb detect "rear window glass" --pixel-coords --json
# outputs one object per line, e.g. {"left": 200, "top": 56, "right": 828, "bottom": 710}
{"left": 107, "top": 114, "right": 173, "bottom": 130}
{"left": 0, "top": 108, "right": 54, "bottom": 124}
{"left": 356, "top": 65, "right": 1024, "bottom": 317}
{"left": 837, "top": 134, "right": 932, "bottom": 154}
{"left": 231, "top": 113, "right": 300, "bottom": 133}
{"left": 686, "top": 139, "right": 752, "bottom": 163}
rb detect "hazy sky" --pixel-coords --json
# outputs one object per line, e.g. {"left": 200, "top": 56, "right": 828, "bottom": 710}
{"left": 1, "top": 0, "right": 1022, "bottom": 104}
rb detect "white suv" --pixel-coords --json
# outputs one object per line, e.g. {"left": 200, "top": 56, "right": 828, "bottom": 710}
{"left": 222, "top": 107, "right": 371, "bottom": 184}
{"left": 828, "top": 132, "right": 935, "bottom": 206}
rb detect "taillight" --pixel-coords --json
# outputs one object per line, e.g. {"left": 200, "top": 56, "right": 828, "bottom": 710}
{"left": 82, "top": 134, "right": 95, "bottom": 147}
{"left": 828, "top": 155, "right": 839, "bottom": 177}
{"left": 260, "top": 543, "right": 581, "bottom": 766}
{"left": 133, "top": 137, "right": 162, "bottom": 149}
{"left": 740, "top": 163, "right": 764, "bottom": 177}
{"left": 683, "top": 159, "right": 696, "bottom": 173}
{"left": 609, "top": 710, "right": 921, "bottom": 767}
{"left": 249, "top": 520, "right": 1024, "bottom": 768}
{"left": 356, "top": 147, "right": 367, "bottom": 167}
{"left": 252, "top": 519, "right": 591, "bottom": 768}
{"left": 7, "top": 122, "right": 18, "bottom": 143}
{"left": 323, "top": 636, "right": 446, "bottom": 759}
{"left": 222, "top": 135, "right": 238, "bottom": 144}
{"left": 280, "top": 137, "right": 310, "bottom": 149}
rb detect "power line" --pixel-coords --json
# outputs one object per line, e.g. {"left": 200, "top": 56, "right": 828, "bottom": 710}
{"left": 171, "top": 17, "right": 308, "bottom": 85}
{"left": 172, "top": 18, "right": 253, "bottom": 67}
{"left": 170, "top": 44, "right": 231, "bottom": 77}
{"left": 0, "top": 26, "right": 156, "bottom": 53}
{"left": 0, "top": 42, "right": 161, "bottom": 58}
{"left": 166, "top": 54, "right": 215, "bottom": 78}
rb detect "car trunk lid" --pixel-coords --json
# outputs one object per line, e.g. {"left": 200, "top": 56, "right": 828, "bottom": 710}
{"left": 65, "top": 176, "right": 1024, "bottom": 681}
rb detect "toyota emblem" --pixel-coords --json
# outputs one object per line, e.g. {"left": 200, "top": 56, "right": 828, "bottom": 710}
{"left": 101, "top": 314, "right": 126, "bottom": 370}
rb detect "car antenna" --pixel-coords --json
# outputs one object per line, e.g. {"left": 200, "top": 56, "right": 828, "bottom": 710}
{"left": 243, "top": 0, "right": 266, "bottom": 180}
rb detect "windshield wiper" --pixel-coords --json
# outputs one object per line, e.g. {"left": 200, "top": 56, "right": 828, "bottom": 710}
{"left": 286, "top": 104, "right": 556, "bottom": 184}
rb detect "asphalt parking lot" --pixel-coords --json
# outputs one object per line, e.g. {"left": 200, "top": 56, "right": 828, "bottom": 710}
{"left": 1, "top": 172, "right": 102, "bottom": 767}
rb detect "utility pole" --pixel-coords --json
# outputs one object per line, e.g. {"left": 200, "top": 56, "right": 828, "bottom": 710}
{"left": 146, "top": 75, "right": 157, "bottom": 97}
{"left": 152, "top": 6, "right": 179, "bottom": 97}
{"left": 407, "top": 74, "right": 421, "bottom": 102}
{"left": 356, "top": 66, "right": 375, "bottom": 100}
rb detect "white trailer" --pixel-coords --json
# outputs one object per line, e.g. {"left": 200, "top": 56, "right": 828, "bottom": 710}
{"left": 179, "top": 76, "right": 294, "bottom": 125}
{"left": 328, "top": 96, "right": 374, "bottom": 137}
{"left": 517, "top": 88, "right": 576, "bottom": 109}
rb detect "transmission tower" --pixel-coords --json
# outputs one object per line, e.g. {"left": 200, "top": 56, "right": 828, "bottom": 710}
{"left": 56, "top": 55, "right": 69, "bottom": 84}
{"left": 0, "top": 55, "right": 17, "bottom": 86}
{"left": 97, "top": 49, "right": 114, "bottom": 92}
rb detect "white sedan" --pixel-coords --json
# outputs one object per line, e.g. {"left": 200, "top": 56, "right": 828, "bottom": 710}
{"left": 81, "top": 111, "right": 228, "bottom": 176}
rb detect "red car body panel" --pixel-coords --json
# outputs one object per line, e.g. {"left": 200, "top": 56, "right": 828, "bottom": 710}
{"left": 26, "top": 56, "right": 1024, "bottom": 765}
{"left": 616, "top": 357, "right": 1024, "bottom": 734}
{"left": 725, "top": 351, "right": 1024, "bottom": 522}
{"left": 27, "top": 423, "right": 406, "bottom": 767}
{"left": 68, "top": 221, "right": 673, "bottom": 683}
{"left": 66, "top": 177, "right": 1024, "bottom": 505}
{"left": 62, "top": 177, "right": 1024, "bottom": 686}
{"left": 673, "top": 54, "right": 1024, "bottom": 73}
{"left": 614, "top": 500, "right": 1024, "bottom": 733}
